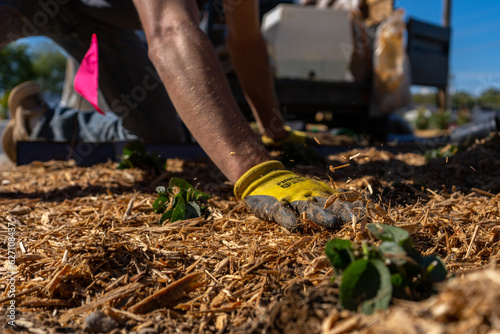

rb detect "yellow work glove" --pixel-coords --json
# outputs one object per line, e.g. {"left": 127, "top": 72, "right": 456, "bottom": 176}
{"left": 261, "top": 126, "right": 307, "bottom": 147}
{"left": 234, "top": 160, "right": 365, "bottom": 231}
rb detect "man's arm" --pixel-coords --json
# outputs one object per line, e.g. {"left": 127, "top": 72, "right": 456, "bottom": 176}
{"left": 223, "top": 0, "right": 287, "bottom": 141}
{"left": 131, "top": 0, "right": 365, "bottom": 231}
{"left": 131, "top": 0, "right": 271, "bottom": 183}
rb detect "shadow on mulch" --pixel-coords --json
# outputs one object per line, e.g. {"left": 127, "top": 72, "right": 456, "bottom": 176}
{"left": 0, "top": 157, "right": 234, "bottom": 203}
{"left": 235, "top": 280, "right": 340, "bottom": 334}
{"left": 294, "top": 134, "right": 500, "bottom": 207}
{"left": 2, "top": 135, "right": 499, "bottom": 208}
{"left": 0, "top": 184, "right": 138, "bottom": 202}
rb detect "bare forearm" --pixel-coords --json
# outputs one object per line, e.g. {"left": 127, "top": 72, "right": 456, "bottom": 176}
{"left": 223, "top": 0, "right": 286, "bottom": 141}
{"left": 227, "top": 34, "right": 286, "bottom": 140}
{"left": 132, "top": 0, "right": 270, "bottom": 183}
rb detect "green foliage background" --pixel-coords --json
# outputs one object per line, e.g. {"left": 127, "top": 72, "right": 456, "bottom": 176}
{"left": 0, "top": 40, "right": 67, "bottom": 119}
{"left": 412, "top": 89, "right": 500, "bottom": 112}
{"left": 477, "top": 88, "right": 500, "bottom": 110}
{"left": 410, "top": 89, "right": 500, "bottom": 130}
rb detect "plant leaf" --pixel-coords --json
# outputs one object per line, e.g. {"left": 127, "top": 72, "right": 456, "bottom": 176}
{"left": 160, "top": 209, "right": 173, "bottom": 224}
{"left": 171, "top": 197, "right": 186, "bottom": 222}
{"left": 390, "top": 272, "right": 412, "bottom": 300}
{"left": 361, "top": 259, "right": 393, "bottom": 314}
{"left": 152, "top": 194, "right": 170, "bottom": 213}
{"left": 340, "top": 259, "right": 392, "bottom": 314}
{"left": 325, "top": 239, "right": 355, "bottom": 276}
{"left": 193, "top": 189, "right": 210, "bottom": 201}
{"left": 124, "top": 141, "right": 147, "bottom": 154}
{"left": 169, "top": 178, "right": 194, "bottom": 190}
{"left": 420, "top": 256, "right": 448, "bottom": 283}
{"left": 154, "top": 178, "right": 211, "bottom": 224}
{"left": 367, "top": 223, "right": 412, "bottom": 248}
{"left": 391, "top": 273, "right": 404, "bottom": 287}
{"left": 185, "top": 202, "right": 201, "bottom": 219}
{"left": 378, "top": 241, "right": 407, "bottom": 266}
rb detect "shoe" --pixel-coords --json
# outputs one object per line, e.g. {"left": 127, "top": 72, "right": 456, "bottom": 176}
{"left": 1, "top": 81, "right": 48, "bottom": 163}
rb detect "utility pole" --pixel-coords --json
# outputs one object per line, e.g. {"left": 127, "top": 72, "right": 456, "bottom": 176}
{"left": 438, "top": 0, "right": 452, "bottom": 110}
{"left": 443, "top": 0, "right": 452, "bottom": 26}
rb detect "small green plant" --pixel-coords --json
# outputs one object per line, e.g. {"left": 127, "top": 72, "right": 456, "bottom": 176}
{"left": 424, "top": 144, "right": 460, "bottom": 160}
{"left": 153, "top": 178, "right": 211, "bottom": 224}
{"left": 456, "top": 109, "right": 472, "bottom": 126}
{"left": 117, "top": 141, "right": 166, "bottom": 174}
{"left": 414, "top": 108, "right": 431, "bottom": 130}
{"left": 325, "top": 223, "right": 447, "bottom": 314}
{"left": 428, "top": 110, "right": 452, "bottom": 130}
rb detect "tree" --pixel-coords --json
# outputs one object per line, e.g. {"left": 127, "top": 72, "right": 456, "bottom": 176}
{"left": 0, "top": 44, "right": 36, "bottom": 90}
{"left": 0, "top": 44, "right": 37, "bottom": 118}
{"left": 452, "top": 91, "right": 476, "bottom": 110}
{"left": 0, "top": 41, "right": 67, "bottom": 118}
{"left": 411, "top": 93, "right": 437, "bottom": 107}
{"left": 477, "top": 88, "right": 500, "bottom": 110}
{"left": 31, "top": 42, "right": 66, "bottom": 95}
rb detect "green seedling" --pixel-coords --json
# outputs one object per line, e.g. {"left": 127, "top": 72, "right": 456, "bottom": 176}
{"left": 424, "top": 144, "right": 460, "bottom": 161}
{"left": 325, "top": 223, "right": 447, "bottom": 314}
{"left": 117, "top": 141, "right": 166, "bottom": 174}
{"left": 428, "top": 110, "right": 452, "bottom": 130}
{"left": 153, "top": 177, "right": 210, "bottom": 224}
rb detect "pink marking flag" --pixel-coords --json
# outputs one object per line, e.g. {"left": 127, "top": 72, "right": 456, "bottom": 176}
{"left": 74, "top": 33, "right": 105, "bottom": 115}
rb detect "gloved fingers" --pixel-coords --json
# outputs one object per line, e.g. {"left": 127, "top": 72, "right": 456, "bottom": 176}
{"left": 290, "top": 198, "right": 343, "bottom": 230}
{"left": 244, "top": 195, "right": 301, "bottom": 231}
{"left": 290, "top": 198, "right": 366, "bottom": 230}
{"left": 244, "top": 196, "right": 367, "bottom": 232}
{"left": 330, "top": 198, "right": 367, "bottom": 223}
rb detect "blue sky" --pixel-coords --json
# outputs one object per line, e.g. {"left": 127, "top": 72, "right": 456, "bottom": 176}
{"left": 398, "top": 0, "right": 500, "bottom": 96}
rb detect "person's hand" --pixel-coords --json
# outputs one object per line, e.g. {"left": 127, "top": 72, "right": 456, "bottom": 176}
{"left": 234, "top": 161, "right": 366, "bottom": 231}
{"left": 261, "top": 126, "right": 307, "bottom": 147}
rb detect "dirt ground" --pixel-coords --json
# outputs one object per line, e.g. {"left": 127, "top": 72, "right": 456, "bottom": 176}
{"left": 1, "top": 135, "right": 500, "bottom": 333}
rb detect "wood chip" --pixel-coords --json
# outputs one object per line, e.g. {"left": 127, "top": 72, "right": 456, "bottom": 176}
{"left": 3, "top": 136, "right": 500, "bottom": 332}
{"left": 329, "top": 164, "right": 350, "bottom": 172}
{"left": 43, "top": 264, "right": 72, "bottom": 298}
{"left": 60, "top": 279, "right": 152, "bottom": 323}
{"left": 128, "top": 272, "right": 205, "bottom": 314}
{"left": 471, "top": 187, "right": 495, "bottom": 197}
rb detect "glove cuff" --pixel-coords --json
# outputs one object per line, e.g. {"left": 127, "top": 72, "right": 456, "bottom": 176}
{"left": 283, "top": 125, "right": 307, "bottom": 145}
{"left": 262, "top": 126, "right": 307, "bottom": 146}
{"left": 234, "top": 160, "right": 285, "bottom": 199}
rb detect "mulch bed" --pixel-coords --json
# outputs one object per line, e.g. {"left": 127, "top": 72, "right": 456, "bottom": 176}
{"left": 1, "top": 135, "right": 500, "bottom": 333}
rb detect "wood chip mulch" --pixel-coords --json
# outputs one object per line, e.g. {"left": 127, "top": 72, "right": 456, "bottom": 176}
{"left": 1, "top": 135, "right": 500, "bottom": 333}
